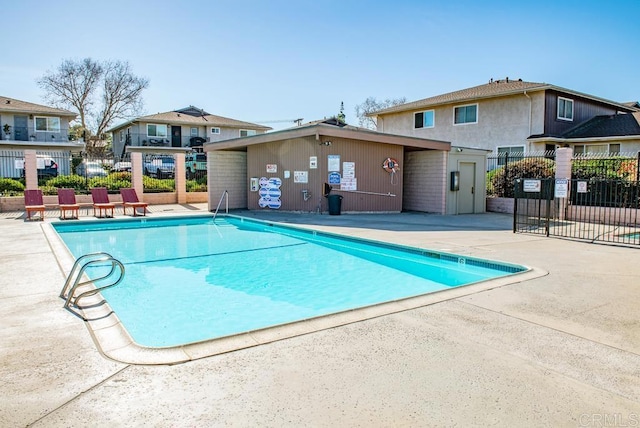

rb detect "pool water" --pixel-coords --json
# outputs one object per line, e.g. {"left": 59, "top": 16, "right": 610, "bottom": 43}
{"left": 53, "top": 215, "right": 526, "bottom": 348}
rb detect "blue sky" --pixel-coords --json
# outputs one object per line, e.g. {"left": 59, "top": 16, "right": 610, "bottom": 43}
{"left": 1, "top": 0, "right": 638, "bottom": 131}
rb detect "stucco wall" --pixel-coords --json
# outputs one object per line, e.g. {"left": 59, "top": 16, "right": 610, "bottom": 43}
{"left": 379, "top": 92, "right": 545, "bottom": 154}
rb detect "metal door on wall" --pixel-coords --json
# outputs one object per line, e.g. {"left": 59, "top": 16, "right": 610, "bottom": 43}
{"left": 458, "top": 162, "right": 475, "bottom": 214}
{"left": 171, "top": 126, "right": 181, "bottom": 147}
{"left": 14, "top": 115, "right": 28, "bottom": 141}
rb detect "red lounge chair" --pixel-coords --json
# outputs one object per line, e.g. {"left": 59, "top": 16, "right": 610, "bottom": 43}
{"left": 91, "top": 187, "right": 115, "bottom": 218}
{"left": 24, "top": 189, "right": 45, "bottom": 221}
{"left": 57, "top": 188, "right": 80, "bottom": 220}
{"left": 120, "top": 188, "right": 148, "bottom": 217}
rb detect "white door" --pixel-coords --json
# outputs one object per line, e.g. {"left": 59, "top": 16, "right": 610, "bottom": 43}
{"left": 458, "top": 162, "right": 475, "bottom": 214}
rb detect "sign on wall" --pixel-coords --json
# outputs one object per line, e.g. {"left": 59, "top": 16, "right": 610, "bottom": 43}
{"left": 266, "top": 164, "right": 277, "bottom": 173}
{"left": 343, "top": 162, "right": 355, "bottom": 178}
{"left": 328, "top": 155, "right": 340, "bottom": 172}
{"left": 309, "top": 156, "right": 317, "bottom": 169}
{"left": 523, "top": 179, "right": 541, "bottom": 192}
{"left": 328, "top": 171, "right": 341, "bottom": 185}
{"left": 294, "top": 171, "right": 308, "bottom": 183}
{"left": 258, "top": 176, "right": 282, "bottom": 209}
{"left": 554, "top": 179, "right": 568, "bottom": 198}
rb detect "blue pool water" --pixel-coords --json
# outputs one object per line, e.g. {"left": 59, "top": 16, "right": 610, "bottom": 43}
{"left": 53, "top": 215, "right": 526, "bottom": 347}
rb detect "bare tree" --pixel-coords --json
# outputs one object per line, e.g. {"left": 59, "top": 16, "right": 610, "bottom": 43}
{"left": 354, "top": 97, "right": 407, "bottom": 130}
{"left": 38, "top": 58, "right": 148, "bottom": 150}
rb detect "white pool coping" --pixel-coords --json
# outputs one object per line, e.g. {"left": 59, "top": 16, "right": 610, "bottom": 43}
{"left": 43, "top": 217, "right": 546, "bottom": 365}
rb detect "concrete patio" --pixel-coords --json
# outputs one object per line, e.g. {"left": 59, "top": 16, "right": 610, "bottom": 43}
{"left": 1, "top": 205, "right": 639, "bottom": 427}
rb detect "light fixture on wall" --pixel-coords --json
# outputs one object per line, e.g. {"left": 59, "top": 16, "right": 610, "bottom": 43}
{"left": 319, "top": 140, "right": 332, "bottom": 146}
{"left": 456, "top": 147, "right": 463, "bottom": 152}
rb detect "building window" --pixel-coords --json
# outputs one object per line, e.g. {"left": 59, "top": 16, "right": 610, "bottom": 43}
{"left": 119, "top": 131, "right": 124, "bottom": 143}
{"left": 557, "top": 97, "right": 574, "bottom": 121}
{"left": 34, "top": 116, "right": 61, "bottom": 132}
{"left": 414, "top": 110, "right": 435, "bottom": 129}
{"left": 454, "top": 104, "right": 477, "bottom": 125}
{"left": 497, "top": 146, "right": 524, "bottom": 165}
{"left": 147, "top": 124, "right": 168, "bottom": 137}
{"left": 240, "top": 129, "right": 257, "bottom": 137}
{"left": 190, "top": 127, "right": 198, "bottom": 136}
{"left": 211, "top": 127, "right": 220, "bottom": 134}
{"left": 574, "top": 144, "right": 617, "bottom": 154}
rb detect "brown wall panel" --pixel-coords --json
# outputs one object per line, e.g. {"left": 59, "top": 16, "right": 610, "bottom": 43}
{"left": 247, "top": 136, "right": 404, "bottom": 212}
{"left": 544, "top": 90, "right": 620, "bottom": 136}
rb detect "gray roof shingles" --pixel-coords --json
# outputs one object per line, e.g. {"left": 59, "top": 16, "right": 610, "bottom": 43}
{"left": 561, "top": 112, "right": 640, "bottom": 139}
{"left": 371, "top": 79, "right": 636, "bottom": 116}
{"left": 0, "top": 96, "right": 76, "bottom": 117}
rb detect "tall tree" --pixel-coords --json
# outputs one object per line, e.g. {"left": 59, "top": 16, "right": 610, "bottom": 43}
{"left": 354, "top": 97, "right": 407, "bottom": 130}
{"left": 38, "top": 58, "right": 148, "bottom": 145}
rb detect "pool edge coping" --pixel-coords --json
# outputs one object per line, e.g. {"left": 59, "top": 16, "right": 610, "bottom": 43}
{"left": 43, "top": 216, "right": 547, "bottom": 366}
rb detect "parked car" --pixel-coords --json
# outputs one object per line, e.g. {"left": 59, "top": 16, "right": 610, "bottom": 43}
{"left": 76, "top": 161, "right": 108, "bottom": 178}
{"left": 113, "top": 161, "right": 132, "bottom": 172}
{"left": 185, "top": 153, "right": 207, "bottom": 179}
{"left": 20, "top": 156, "right": 58, "bottom": 178}
{"left": 144, "top": 156, "right": 175, "bottom": 179}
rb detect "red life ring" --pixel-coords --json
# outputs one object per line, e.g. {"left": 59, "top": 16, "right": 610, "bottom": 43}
{"left": 383, "top": 157, "right": 399, "bottom": 174}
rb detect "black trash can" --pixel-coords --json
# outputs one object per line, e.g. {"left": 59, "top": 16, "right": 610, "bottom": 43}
{"left": 327, "top": 194, "right": 343, "bottom": 215}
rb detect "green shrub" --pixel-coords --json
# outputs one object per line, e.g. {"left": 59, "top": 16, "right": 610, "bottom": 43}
{"left": 490, "top": 158, "right": 555, "bottom": 198}
{"left": 143, "top": 176, "right": 175, "bottom": 193}
{"left": 186, "top": 180, "right": 207, "bottom": 192}
{"left": 41, "top": 185, "right": 58, "bottom": 196}
{"left": 45, "top": 174, "right": 89, "bottom": 192}
{"left": 0, "top": 178, "right": 25, "bottom": 196}
{"left": 572, "top": 157, "right": 636, "bottom": 180}
{"left": 89, "top": 176, "right": 132, "bottom": 192}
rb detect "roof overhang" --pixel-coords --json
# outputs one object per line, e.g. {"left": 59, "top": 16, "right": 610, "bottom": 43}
{"left": 0, "top": 141, "right": 85, "bottom": 152}
{"left": 528, "top": 135, "right": 640, "bottom": 143}
{"left": 204, "top": 123, "right": 451, "bottom": 152}
{"left": 369, "top": 84, "right": 635, "bottom": 117}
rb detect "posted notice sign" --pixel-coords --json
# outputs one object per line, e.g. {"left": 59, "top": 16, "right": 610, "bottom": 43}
{"left": 523, "top": 179, "right": 541, "bottom": 192}
{"left": 555, "top": 179, "right": 568, "bottom": 198}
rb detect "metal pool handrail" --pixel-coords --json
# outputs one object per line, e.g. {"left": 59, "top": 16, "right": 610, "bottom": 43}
{"left": 213, "top": 190, "right": 229, "bottom": 220}
{"left": 59, "top": 252, "right": 125, "bottom": 320}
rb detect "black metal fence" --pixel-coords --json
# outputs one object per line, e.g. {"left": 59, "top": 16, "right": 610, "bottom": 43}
{"left": 0, "top": 150, "right": 207, "bottom": 196}
{"left": 514, "top": 177, "right": 640, "bottom": 247}
{"left": 487, "top": 151, "right": 556, "bottom": 197}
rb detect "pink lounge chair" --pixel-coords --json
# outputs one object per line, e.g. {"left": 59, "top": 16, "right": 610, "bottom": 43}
{"left": 24, "top": 189, "right": 45, "bottom": 221}
{"left": 57, "top": 188, "right": 80, "bottom": 220}
{"left": 120, "top": 188, "right": 148, "bottom": 217}
{"left": 91, "top": 187, "right": 115, "bottom": 218}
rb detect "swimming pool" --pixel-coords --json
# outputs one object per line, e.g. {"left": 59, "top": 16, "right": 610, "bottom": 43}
{"left": 52, "top": 215, "right": 528, "bottom": 349}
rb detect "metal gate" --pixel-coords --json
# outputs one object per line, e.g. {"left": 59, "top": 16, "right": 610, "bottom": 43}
{"left": 514, "top": 178, "right": 640, "bottom": 247}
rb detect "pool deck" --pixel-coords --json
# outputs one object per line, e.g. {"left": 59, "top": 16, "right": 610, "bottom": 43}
{"left": 2, "top": 204, "right": 639, "bottom": 427}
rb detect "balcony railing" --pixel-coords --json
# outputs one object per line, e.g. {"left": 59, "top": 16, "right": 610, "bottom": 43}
{"left": 115, "top": 132, "right": 209, "bottom": 150}
{"left": 2, "top": 126, "right": 77, "bottom": 143}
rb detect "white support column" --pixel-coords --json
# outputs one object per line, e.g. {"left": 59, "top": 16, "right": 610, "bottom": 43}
{"left": 131, "top": 151, "right": 144, "bottom": 199}
{"left": 24, "top": 150, "right": 38, "bottom": 190}
{"left": 174, "top": 152, "right": 186, "bottom": 204}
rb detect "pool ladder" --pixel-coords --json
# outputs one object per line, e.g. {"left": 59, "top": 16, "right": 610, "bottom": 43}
{"left": 59, "top": 252, "right": 125, "bottom": 320}
{"left": 212, "top": 189, "right": 228, "bottom": 220}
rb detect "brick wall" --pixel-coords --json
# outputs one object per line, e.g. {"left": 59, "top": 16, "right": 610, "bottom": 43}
{"left": 403, "top": 151, "right": 447, "bottom": 213}
{"left": 208, "top": 151, "right": 247, "bottom": 210}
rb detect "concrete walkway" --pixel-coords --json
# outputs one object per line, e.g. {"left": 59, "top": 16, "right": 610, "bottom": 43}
{"left": 1, "top": 206, "right": 639, "bottom": 427}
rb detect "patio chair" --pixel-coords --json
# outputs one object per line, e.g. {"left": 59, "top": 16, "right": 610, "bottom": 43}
{"left": 120, "top": 188, "right": 148, "bottom": 217}
{"left": 24, "top": 189, "right": 45, "bottom": 221}
{"left": 91, "top": 187, "right": 116, "bottom": 218}
{"left": 57, "top": 188, "right": 80, "bottom": 220}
